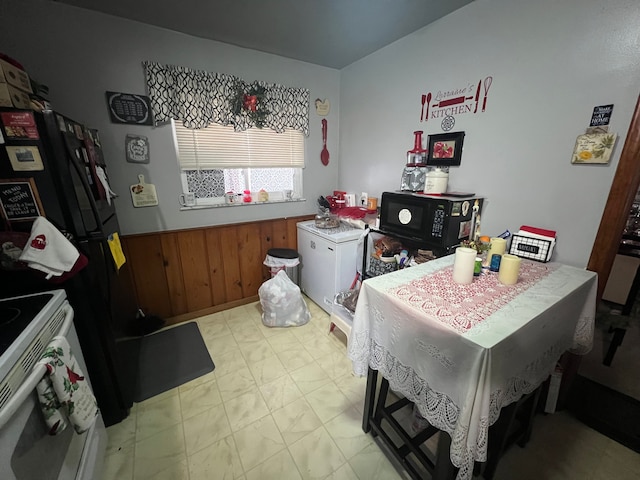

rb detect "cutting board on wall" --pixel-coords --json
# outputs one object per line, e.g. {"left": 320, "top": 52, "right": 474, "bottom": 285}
{"left": 130, "top": 174, "right": 158, "bottom": 207}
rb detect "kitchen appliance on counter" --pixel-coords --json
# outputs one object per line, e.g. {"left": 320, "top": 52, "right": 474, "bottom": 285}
{"left": 400, "top": 130, "right": 428, "bottom": 192}
{"left": 297, "top": 220, "right": 365, "bottom": 314}
{"left": 0, "top": 289, "right": 106, "bottom": 480}
{"left": 379, "top": 191, "right": 484, "bottom": 256}
{"left": 0, "top": 107, "right": 140, "bottom": 426}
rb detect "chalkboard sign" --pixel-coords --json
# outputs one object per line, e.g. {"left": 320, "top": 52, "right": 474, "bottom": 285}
{"left": 0, "top": 178, "right": 44, "bottom": 221}
{"left": 106, "top": 91, "right": 153, "bottom": 125}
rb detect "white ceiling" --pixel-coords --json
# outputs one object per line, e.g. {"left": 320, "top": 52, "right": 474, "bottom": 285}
{"left": 53, "top": 0, "right": 473, "bottom": 69}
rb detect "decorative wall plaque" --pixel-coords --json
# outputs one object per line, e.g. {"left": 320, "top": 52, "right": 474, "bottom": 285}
{"left": 0, "top": 178, "right": 44, "bottom": 221}
{"left": 125, "top": 134, "right": 150, "bottom": 163}
{"left": 106, "top": 91, "right": 153, "bottom": 125}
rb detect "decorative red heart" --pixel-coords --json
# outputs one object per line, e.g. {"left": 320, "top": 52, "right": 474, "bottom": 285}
{"left": 31, "top": 234, "right": 47, "bottom": 249}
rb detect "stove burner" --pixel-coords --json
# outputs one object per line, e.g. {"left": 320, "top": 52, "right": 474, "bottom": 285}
{"left": 0, "top": 293, "right": 54, "bottom": 357}
{"left": 0, "top": 307, "right": 21, "bottom": 326}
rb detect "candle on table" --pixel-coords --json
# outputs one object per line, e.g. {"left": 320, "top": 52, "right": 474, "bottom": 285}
{"left": 498, "top": 254, "right": 521, "bottom": 285}
{"left": 452, "top": 247, "right": 477, "bottom": 284}
{"left": 485, "top": 237, "right": 507, "bottom": 267}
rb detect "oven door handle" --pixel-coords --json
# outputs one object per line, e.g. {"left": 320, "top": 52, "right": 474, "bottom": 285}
{"left": 0, "top": 304, "right": 75, "bottom": 430}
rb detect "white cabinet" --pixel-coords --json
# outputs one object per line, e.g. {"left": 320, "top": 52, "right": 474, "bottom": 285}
{"left": 297, "top": 221, "right": 362, "bottom": 314}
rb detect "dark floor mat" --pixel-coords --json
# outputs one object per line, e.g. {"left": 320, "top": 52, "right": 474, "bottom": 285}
{"left": 568, "top": 375, "right": 640, "bottom": 453}
{"left": 134, "top": 322, "right": 214, "bottom": 402}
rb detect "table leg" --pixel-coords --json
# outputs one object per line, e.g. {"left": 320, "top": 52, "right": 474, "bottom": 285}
{"left": 433, "top": 430, "right": 457, "bottom": 480}
{"left": 362, "top": 367, "right": 378, "bottom": 433}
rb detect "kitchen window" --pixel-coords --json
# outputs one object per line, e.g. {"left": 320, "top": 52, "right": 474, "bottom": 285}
{"left": 173, "top": 119, "right": 304, "bottom": 206}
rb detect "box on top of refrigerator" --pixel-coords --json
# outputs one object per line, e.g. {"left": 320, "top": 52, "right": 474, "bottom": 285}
{"left": 0, "top": 59, "right": 33, "bottom": 93}
{"left": 0, "top": 83, "right": 31, "bottom": 109}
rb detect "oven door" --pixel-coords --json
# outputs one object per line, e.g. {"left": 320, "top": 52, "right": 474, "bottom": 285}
{"left": 0, "top": 306, "right": 106, "bottom": 480}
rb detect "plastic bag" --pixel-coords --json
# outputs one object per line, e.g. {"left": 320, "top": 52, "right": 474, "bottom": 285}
{"left": 258, "top": 270, "right": 311, "bottom": 327}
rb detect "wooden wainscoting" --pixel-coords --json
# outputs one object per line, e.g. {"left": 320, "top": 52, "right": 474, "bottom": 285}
{"left": 121, "top": 215, "right": 313, "bottom": 324}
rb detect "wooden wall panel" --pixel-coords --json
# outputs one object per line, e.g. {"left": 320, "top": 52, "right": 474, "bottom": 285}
{"left": 260, "top": 222, "right": 274, "bottom": 282}
{"left": 237, "top": 223, "right": 263, "bottom": 297}
{"left": 286, "top": 218, "right": 300, "bottom": 250}
{"left": 122, "top": 235, "right": 172, "bottom": 318}
{"left": 160, "top": 233, "right": 188, "bottom": 316}
{"left": 220, "top": 226, "right": 243, "bottom": 301}
{"left": 205, "top": 228, "right": 227, "bottom": 306}
{"left": 270, "top": 219, "right": 288, "bottom": 248}
{"left": 177, "top": 230, "right": 212, "bottom": 312}
{"left": 122, "top": 215, "right": 314, "bottom": 321}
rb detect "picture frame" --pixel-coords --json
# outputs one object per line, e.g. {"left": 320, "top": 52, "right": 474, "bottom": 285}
{"left": 427, "top": 131, "right": 465, "bottom": 166}
{"left": 0, "top": 177, "right": 45, "bottom": 222}
{"left": 571, "top": 133, "right": 617, "bottom": 165}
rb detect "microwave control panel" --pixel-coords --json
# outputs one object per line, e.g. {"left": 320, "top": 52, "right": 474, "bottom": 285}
{"left": 432, "top": 207, "right": 446, "bottom": 238}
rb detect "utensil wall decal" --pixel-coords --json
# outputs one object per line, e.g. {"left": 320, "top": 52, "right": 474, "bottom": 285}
{"left": 320, "top": 118, "right": 330, "bottom": 166}
{"left": 419, "top": 75, "right": 493, "bottom": 126}
{"left": 482, "top": 76, "right": 493, "bottom": 112}
{"left": 473, "top": 80, "right": 482, "bottom": 113}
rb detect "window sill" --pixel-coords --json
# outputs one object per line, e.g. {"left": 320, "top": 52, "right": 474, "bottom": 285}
{"left": 180, "top": 197, "right": 306, "bottom": 211}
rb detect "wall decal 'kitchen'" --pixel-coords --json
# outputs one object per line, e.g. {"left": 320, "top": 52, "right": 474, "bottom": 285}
{"left": 420, "top": 76, "right": 494, "bottom": 130}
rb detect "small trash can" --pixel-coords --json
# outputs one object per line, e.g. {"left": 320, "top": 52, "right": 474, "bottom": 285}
{"left": 264, "top": 248, "right": 300, "bottom": 286}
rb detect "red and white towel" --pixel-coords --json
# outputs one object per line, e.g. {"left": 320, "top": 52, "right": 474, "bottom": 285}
{"left": 36, "top": 336, "right": 98, "bottom": 435}
{"left": 19, "top": 217, "right": 80, "bottom": 279}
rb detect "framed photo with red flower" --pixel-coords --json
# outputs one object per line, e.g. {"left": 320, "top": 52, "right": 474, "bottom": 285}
{"left": 427, "top": 131, "right": 465, "bottom": 166}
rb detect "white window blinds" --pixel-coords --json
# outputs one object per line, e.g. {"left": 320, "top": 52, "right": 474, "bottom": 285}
{"left": 174, "top": 120, "right": 305, "bottom": 170}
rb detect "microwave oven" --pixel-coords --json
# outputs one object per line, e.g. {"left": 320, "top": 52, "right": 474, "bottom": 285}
{"left": 378, "top": 191, "right": 484, "bottom": 253}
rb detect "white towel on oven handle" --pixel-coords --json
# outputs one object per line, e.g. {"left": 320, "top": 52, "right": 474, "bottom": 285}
{"left": 37, "top": 336, "right": 98, "bottom": 434}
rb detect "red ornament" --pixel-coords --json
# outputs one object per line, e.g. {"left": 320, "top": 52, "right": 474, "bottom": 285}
{"left": 243, "top": 94, "right": 258, "bottom": 112}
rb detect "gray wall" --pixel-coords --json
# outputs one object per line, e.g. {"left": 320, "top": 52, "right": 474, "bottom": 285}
{"left": 0, "top": 0, "right": 340, "bottom": 234}
{"left": 339, "top": 0, "right": 640, "bottom": 267}
{"left": 3, "top": 0, "right": 640, "bottom": 267}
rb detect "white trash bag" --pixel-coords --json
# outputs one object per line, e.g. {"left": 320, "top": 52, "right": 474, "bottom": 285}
{"left": 259, "top": 270, "right": 311, "bottom": 327}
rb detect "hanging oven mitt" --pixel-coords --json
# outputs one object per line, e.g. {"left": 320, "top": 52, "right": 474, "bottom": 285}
{"left": 37, "top": 336, "right": 99, "bottom": 434}
{"left": 107, "top": 232, "right": 126, "bottom": 271}
{"left": 36, "top": 375, "right": 68, "bottom": 435}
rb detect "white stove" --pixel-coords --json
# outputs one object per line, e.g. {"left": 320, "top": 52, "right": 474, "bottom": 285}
{"left": 0, "top": 290, "right": 106, "bottom": 480}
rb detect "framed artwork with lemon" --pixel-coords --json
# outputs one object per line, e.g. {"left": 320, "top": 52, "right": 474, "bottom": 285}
{"left": 571, "top": 133, "right": 617, "bottom": 164}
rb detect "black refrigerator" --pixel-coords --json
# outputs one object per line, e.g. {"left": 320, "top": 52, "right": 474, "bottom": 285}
{"left": 0, "top": 107, "right": 140, "bottom": 426}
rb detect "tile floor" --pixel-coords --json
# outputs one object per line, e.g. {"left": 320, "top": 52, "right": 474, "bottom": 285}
{"left": 100, "top": 297, "right": 640, "bottom": 480}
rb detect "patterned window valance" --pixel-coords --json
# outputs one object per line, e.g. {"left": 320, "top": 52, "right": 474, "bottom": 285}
{"left": 143, "top": 61, "right": 309, "bottom": 136}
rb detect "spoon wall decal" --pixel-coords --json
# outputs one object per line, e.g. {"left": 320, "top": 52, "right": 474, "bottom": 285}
{"left": 321, "top": 118, "right": 330, "bottom": 166}
{"left": 425, "top": 92, "right": 432, "bottom": 122}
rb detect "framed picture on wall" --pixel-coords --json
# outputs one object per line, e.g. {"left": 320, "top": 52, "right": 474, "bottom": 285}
{"left": 571, "top": 133, "right": 617, "bottom": 164}
{"left": 427, "top": 131, "right": 465, "bottom": 166}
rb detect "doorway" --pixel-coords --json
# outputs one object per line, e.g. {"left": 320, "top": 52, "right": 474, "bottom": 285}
{"left": 569, "top": 94, "right": 640, "bottom": 452}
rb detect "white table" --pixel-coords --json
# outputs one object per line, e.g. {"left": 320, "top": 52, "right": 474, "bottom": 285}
{"left": 347, "top": 255, "right": 597, "bottom": 480}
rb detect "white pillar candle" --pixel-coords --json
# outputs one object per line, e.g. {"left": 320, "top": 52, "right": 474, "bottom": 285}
{"left": 452, "top": 247, "right": 477, "bottom": 284}
{"left": 485, "top": 237, "right": 507, "bottom": 267}
{"left": 498, "top": 254, "right": 521, "bottom": 285}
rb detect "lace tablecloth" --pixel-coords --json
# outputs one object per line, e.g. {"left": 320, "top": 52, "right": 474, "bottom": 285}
{"left": 347, "top": 255, "right": 597, "bottom": 480}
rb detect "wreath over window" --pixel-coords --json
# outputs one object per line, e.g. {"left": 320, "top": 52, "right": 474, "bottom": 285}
{"left": 230, "top": 82, "right": 269, "bottom": 128}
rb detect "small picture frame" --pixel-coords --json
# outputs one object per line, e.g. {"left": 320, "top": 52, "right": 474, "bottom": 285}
{"left": 571, "top": 133, "right": 617, "bottom": 164}
{"left": 427, "top": 131, "right": 465, "bottom": 166}
{"left": 125, "top": 134, "right": 150, "bottom": 164}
